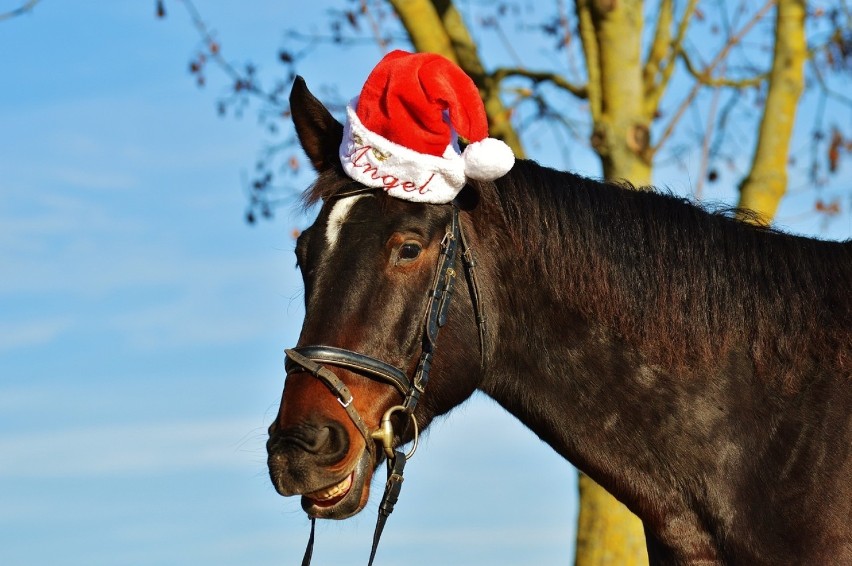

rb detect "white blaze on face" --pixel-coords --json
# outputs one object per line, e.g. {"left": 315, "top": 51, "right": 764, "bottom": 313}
{"left": 325, "top": 194, "right": 370, "bottom": 251}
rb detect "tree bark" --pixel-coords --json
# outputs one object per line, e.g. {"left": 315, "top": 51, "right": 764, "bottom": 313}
{"left": 576, "top": 474, "right": 649, "bottom": 566}
{"left": 737, "top": 0, "right": 806, "bottom": 223}
{"left": 388, "top": 0, "right": 456, "bottom": 60}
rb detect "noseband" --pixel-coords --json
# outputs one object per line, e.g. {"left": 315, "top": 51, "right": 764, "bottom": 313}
{"left": 284, "top": 192, "right": 486, "bottom": 565}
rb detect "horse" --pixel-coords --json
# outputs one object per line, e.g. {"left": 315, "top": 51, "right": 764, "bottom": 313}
{"left": 267, "top": 77, "right": 852, "bottom": 565}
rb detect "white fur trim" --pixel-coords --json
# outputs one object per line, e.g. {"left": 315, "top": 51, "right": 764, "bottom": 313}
{"left": 339, "top": 100, "right": 466, "bottom": 204}
{"left": 462, "top": 137, "right": 515, "bottom": 181}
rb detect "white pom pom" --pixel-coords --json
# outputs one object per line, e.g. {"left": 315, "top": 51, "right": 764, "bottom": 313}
{"left": 462, "top": 138, "right": 515, "bottom": 181}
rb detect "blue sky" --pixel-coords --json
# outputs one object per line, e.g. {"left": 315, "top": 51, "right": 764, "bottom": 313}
{"left": 1, "top": 2, "right": 849, "bottom": 566}
{"left": 0, "top": 4, "right": 577, "bottom": 565}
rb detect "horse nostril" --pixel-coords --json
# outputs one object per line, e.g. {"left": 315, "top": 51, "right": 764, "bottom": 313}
{"left": 300, "top": 425, "right": 331, "bottom": 452}
{"left": 272, "top": 421, "right": 350, "bottom": 464}
{"left": 319, "top": 421, "right": 349, "bottom": 464}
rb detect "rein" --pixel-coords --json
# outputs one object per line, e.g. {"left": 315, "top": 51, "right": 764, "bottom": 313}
{"left": 284, "top": 195, "right": 486, "bottom": 565}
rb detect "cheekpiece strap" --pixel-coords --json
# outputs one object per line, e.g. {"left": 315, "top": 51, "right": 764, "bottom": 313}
{"left": 458, "top": 215, "right": 487, "bottom": 361}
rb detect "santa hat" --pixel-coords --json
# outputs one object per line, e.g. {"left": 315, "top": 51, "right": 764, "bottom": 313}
{"left": 339, "top": 50, "right": 514, "bottom": 204}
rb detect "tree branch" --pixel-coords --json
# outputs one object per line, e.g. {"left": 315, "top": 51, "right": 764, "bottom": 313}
{"left": 574, "top": 0, "right": 601, "bottom": 122}
{"left": 810, "top": 47, "right": 852, "bottom": 107}
{"left": 642, "top": 0, "right": 673, "bottom": 96}
{"left": 643, "top": 0, "right": 698, "bottom": 118}
{"left": 360, "top": 0, "right": 390, "bottom": 52}
{"left": 492, "top": 67, "right": 588, "bottom": 99}
{"left": 679, "top": 49, "right": 768, "bottom": 88}
{"left": 693, "top": 64, "right": 726, "bottom": 200}
{"left": 557, "top": 0, "right": 583, "bottom": 83}
{"left": 179, "top": 0, "right": 285, "bottom": 109}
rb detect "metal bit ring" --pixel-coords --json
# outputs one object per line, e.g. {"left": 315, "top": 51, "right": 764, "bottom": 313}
{"left": 370, "top": 405, "right": 419, "bottom": 460}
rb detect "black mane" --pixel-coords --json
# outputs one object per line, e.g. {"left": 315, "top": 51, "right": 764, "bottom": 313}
{"left": 485, "top": 159, "right": 852, "bottom": 387}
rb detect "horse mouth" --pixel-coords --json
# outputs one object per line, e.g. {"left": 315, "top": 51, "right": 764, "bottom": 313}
{"left": 304, "top": 473, "right": 353, "bottom": 505}
{"left": 301, "top": 450, "right": 373, "bottom": 519}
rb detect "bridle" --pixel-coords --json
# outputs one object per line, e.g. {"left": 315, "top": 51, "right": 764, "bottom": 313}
{"left": 284, "top": 188, "right": 486, "bottom": 565}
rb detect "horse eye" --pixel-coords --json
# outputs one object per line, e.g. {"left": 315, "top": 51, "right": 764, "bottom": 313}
{"left": 398, "top": 242, "right": 422, "bottom": 262}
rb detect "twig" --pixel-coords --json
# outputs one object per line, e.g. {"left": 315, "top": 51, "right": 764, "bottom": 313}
{"left": 654, "top": 0, "right": 776, "bottom": 152}
{"left": 694, "top": 63, "right": 726, "bottom": 199}
{"left": 491, "top": 16, "right": 524, "bottom": 67}
{"left": 809, "top": 51, "right": 852, "bottom": 107}
{"left": 360, "top": 0, "right": 389, "bottom": 52}
{"left": 0, "top": 0, "right": 40, "bottom": 21}
{"left": 179, "top": 0, "right": 285, "bottom": 109}
{"left": 492, "top": 67, "right": 588, "bottom": 99}
{"left": 574, "top": 0, "right": 601, "bottom": 121}
{"left": 556, "top": 0, "right": 581, "bottom": 83}
{"left": 285, "top": 29, "right": 406, "bottom": 45}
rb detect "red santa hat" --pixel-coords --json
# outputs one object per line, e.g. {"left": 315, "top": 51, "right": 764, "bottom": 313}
{"left": 339, "top": 50, "right": 515, "bottom": 204}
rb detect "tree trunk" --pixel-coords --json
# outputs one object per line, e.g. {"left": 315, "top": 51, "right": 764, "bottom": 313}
{"left": 737, "top": 0, "right": 806, "bottom": 223}
{"left": 576, "top": 474, "right": 649, "bottom": 565}
{"left": 577, "top": 0, "right": 652, "bottom": 186}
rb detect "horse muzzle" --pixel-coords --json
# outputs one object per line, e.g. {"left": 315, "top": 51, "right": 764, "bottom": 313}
{"left": 267, "top": 419, "right": 376, "bottom": 519}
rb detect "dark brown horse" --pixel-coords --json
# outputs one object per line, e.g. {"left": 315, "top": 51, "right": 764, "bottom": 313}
{"left": 267, "top": 78, "right": 852, "bottom": 565}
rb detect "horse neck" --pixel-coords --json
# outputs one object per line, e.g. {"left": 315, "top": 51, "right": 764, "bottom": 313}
{"left": 468, "top": 170, "right": 786, "bottom": 543}
{"left": 464, "top": 166, "right": 852, "bottom": 560}
{"left": 460, "top": 166, "right": 852, "bottom": 562}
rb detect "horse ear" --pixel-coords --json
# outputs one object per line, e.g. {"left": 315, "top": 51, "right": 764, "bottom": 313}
{"left": 289, "top": 76, "right": 345, "bottom": 172}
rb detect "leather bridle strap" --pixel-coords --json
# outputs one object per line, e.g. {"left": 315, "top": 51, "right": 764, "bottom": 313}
{"left": 300, "top": 518, "right": 315, "bottom": 566}
{"left": 458, "top": 214, "right": 487, "bottom": 359}
{"left": 400, "top": 206, "right": 460, "bottom": 415}
{"left": 368, "top": 449, "right": 406, "bottom": 566}
{"left": 284, "top": 348, "right": 376, "bottom": 459}
{"left": 286, "top": 346, "right": 410, "bottom": 397}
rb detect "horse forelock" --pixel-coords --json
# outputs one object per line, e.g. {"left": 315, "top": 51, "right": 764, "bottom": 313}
{"left": 302, "top": 167, "right": 360, "bottom": 207}
{"left": 485, "top": 160, "right": 852, "bottom": 388}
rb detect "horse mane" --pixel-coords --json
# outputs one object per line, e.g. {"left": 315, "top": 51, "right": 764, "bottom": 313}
{"left": 486, "top": 159, "right": 852, "bottom": 388}
{"left": 302, "top": 158, "right": 851, "bottom": 387}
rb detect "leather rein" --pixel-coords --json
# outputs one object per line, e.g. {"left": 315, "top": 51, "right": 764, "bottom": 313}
{"left": 285, "top": 190, "right": 486, "bottom": 565}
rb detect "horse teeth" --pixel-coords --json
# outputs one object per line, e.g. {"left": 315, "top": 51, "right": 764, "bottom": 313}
{"left": 307, "top": 473, "right": 353, "bottom": 502}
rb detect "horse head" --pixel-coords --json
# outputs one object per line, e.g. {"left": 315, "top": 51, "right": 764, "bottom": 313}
{"left": 267, "top": 78, "right": 485, "bottom": 520}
